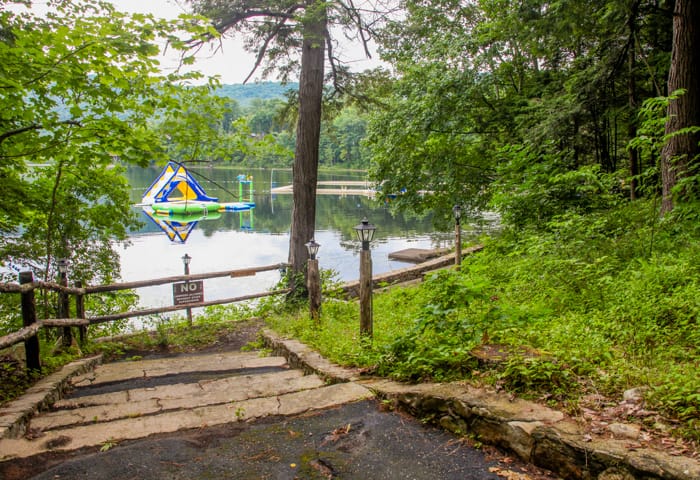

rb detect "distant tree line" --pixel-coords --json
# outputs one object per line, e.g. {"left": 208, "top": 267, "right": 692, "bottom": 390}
{"left": 157, "top": 87, "right": 370, "bottom": 169}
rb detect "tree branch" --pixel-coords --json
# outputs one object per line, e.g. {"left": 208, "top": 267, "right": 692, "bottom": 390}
{"left": 0, "top": 120, "right": 82, "bottom": 145}
{"left": 244, "top": 18, "right": 290, "bottom": 83}
{"left": 21, "top": 42, "right": 98, "bottom": 89}
{"left": 341, "top": 0, "right": 372, "bottom": 58}
{"left": 213, "top": 7, "right": 302, "bottom": 33}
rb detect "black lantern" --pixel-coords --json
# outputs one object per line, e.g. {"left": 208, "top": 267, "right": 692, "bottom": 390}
{"left": 452, "top": 204, "right": 462, "bottom": 224}
{"left": 353, "top": 217, "right": 377, "bottom": 250}
{"left": 57, "top": 258, "right": 69, "bottom": 274}
{"left": 181, "top": 253, "right": 192, "bottom": 267}
{"left": 305, "top": 239, "right": 321, "bottom": 260}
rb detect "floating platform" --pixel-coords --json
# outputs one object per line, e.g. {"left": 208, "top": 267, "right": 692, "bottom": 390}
{"left": 150, "top": 201, "right": 255, "bottom": 216}
{"left": 388, "top": 247, "right": 452, "bottom": 264}
{"left": 271, "top": 181, "right": 376, "bottom": 197}
{"left": 152, "top": 201, "right": 220, "bottom": 215}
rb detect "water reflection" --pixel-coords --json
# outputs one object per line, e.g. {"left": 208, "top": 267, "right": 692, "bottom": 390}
{"left": 122, "top": 166, "right": 453, "bottom": 309}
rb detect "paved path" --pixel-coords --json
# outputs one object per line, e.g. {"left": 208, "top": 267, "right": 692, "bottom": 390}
{"left": 0, "top": 349, "right": 536, "bottom": 480}
{"left": 5, "top": 333, "right": 695, "bottom": 479}
{"left": 0, "top": 351, "right": 372, "bottom": 460}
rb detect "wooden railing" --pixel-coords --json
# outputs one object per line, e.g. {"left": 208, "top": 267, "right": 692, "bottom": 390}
{"left": 0, "top": 263, "right": 290, "bottom": 371}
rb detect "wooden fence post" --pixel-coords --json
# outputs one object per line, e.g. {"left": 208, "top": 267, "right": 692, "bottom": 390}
{"left": 75, "top": 280, "right": 86, "bottom": 345}
{"left": 58, "top": 268, "right": 72, "bottom": 348}
{"left": 359, "top": 249, "right": 373, "bottom": 339}
{"left": 307, "top": 258, "right": 321, "bottom": 323}
{"left": 19, "top": 271, "right": 41, "bottom": 372}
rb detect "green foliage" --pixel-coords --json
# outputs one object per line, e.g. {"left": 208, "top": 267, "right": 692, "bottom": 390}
{"left": 377, "top": 269, "right": 540, "bottom": 382}
{"left": 498, "top": 357, "right": 580, "bottom": 400}
{"left": 0, "top": 357, "right": 40, "bottom": 404}
{"left": 215, "top": 82, "right": 298, "bottom": 107}
{"left": 268, "top": 200, "right": 700, "bottom": 439}
{"left": 367, "top": 0, "right": 673, "bottom": 226}
{"left": 492, "top": 146, "right": 620, "bottom": 228}
{"left": 0, "top": 0, "right": 215, "bottom": 327}
{"left": 366, "top": 63, "right": 496, "bottom": 225}
{"left": 320, "top": 106, "right": 369, "bottom": 168}
{"left": 156, "top": 86, "right": 253, "bottom": 163}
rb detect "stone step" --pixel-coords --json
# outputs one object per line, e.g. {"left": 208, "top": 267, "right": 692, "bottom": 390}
{"left": 0, "top": 382, "right": 372, "bottom": 460}
{"left": 69, "top": 352, "right": 286, "bottom": 387}
{"left": 34, "top": 370, "right": 324, "bottom": 431}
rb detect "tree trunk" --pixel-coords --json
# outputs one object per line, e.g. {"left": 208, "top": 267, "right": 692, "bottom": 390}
{"left": 660, "top": 0, "right": 700, "bottom": 214}
{"left": 628, "top": 1, "right": 640, "bottom": 200}
{"left": 288, "top": 1, "right": 326, "bottom": 288}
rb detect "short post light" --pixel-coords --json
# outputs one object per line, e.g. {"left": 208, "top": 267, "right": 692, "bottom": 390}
{"left": 305, "top": 239, "right": 321, "bottom": 323}
{"left": 354, "top": 217, "right": 377, "bottom": 340}
{"left": 182, "top": 253, "right": 193, "bottom": 325}
{"left": 57, "top": 258, "right": 72, "bottom": 347}
{"left": 453, "top": 204, "right": 462, "bottom": 269}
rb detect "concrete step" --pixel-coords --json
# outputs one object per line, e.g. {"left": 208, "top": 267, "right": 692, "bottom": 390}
{"left": 33, "top": 370, "right": 324, "bottom": 430}
{"left": 0, "top": 350, "right": 374, "bottom": 461}
{"left": 0, "top": 382, "right": 372, "bottom": 460}
{"left": 69, "top": 351, "right": 285, "bottom": 387}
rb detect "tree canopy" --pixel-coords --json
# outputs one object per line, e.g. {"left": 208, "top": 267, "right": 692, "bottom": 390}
{"left": 0, "top": 0, "right": 215, "bottom": 284}
{"left": 366, "top": 0, "right": 686, "bottom": 227}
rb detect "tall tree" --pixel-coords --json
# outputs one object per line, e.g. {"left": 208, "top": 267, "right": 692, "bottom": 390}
{"left": 187, "top": 0, "right": 390, "bottom": 287}
{"left": 660, "top": 0, "right": 700, "bottom": 214}
{"left": 0, "top": 0, "right": 212, "bottom": 285}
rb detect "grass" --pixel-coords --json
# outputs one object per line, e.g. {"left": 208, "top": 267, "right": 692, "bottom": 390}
{"left": 267, "top": 200, "right": 700, "bottom": 444}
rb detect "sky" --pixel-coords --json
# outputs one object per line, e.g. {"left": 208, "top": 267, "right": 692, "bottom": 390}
{"left": 109, "top": 0, "right": 385, "bottom": 85}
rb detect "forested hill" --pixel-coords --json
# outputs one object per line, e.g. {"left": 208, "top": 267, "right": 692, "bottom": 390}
{"left": 214, "top": 82, "right": 298, "bottom": 106}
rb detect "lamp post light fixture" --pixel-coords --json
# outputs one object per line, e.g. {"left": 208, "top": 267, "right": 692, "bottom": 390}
{"left": 182, "top": 253, "right": 192, "bottom": 275}
{"left": 354, "top": 217, "right": 377, "bottom": 340}
{"left": 182, "top": 253, "right": 193, "bottom": 325}
{"left": 453, "top": 205, "right": 462, "bottom": 269}
{"left": 56, "top": 258, "right": 72, "bottom": 347}
{"left": 305, "top": 238, "right": 320, "bottom": 261}
{"left": 57, "top": 258, "right": 69, "bottom": 274}
{"left": 354, "top": 217, "right": 377, "bottom": 251}
{"left": 305, "top": 239, "right": 321, "bottom": 322}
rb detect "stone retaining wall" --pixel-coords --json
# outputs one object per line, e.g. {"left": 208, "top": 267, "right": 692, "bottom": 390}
{"left": 262, "top": 329, "right": 700, "bottom": 480}
{"left": 0, "top": 355, "right": 102, "bottom": 439}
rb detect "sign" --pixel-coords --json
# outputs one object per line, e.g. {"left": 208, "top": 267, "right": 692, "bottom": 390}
{"left": 173, "top": 280, "right": 204, "bottom": 306}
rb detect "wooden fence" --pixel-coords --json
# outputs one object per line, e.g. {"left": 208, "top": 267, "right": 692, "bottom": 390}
{"left": 0, "top": 263, "right": 290, "bottom": 371}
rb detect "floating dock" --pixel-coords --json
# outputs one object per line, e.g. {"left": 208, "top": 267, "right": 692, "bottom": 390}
{"left": 388, "top": 248, "right": 452, "bottom": 264}
{"left": 271, "top": 181, "right": 376, "bottom": 197}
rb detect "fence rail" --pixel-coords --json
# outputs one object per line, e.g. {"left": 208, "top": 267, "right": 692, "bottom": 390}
{"left": 0, "top": 263, "right": 289, "bottom": 371}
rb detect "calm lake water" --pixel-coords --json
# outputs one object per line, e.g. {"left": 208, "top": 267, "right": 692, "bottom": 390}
{"left": 120, "top": 166, "right": 485, "bottom": 312}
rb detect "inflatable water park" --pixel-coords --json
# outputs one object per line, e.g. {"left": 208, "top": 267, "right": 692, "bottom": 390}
{"left": 139, "top": 162, "right": 255, "bottom": 243}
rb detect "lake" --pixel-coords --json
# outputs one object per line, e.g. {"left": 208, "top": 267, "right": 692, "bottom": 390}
{"left": 119, "top": 166, "right": 484, "bottom": 313}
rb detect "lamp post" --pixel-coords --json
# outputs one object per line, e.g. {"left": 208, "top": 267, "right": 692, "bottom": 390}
{"left": 305, "top": 239, "right": 321, "bottom": 323}
{"left": 354, "top": 217, "right": 376, "bottom": 340}
{"left": 182, "top": 253, "right": 192, "bottom": 325}
{"left": 57, "top": 258, "right": 72, "bottom": 347}
{"left": 453, "top": 205, "right": 462, "bottom": 269}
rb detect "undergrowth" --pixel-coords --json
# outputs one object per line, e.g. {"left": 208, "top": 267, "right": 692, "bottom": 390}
{"left": 267, "top": 200, "right": 700, "bottom": 441}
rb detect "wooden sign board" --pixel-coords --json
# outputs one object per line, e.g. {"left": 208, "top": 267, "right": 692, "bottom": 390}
{"left": 173, "top": 280, "right": 204, "bottom": 306}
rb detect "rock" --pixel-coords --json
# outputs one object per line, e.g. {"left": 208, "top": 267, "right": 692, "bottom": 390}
{"left": 623, "top": 387, "right": 647, "bottom": 404}
{"left": 598, "top": 467, "right": 635, "bottom": 480}
{"left": 607, "top": 422, "right": 641, "bottom": 440}
{"left": 439, "top": 415, "right": 467, "bottom": 435}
